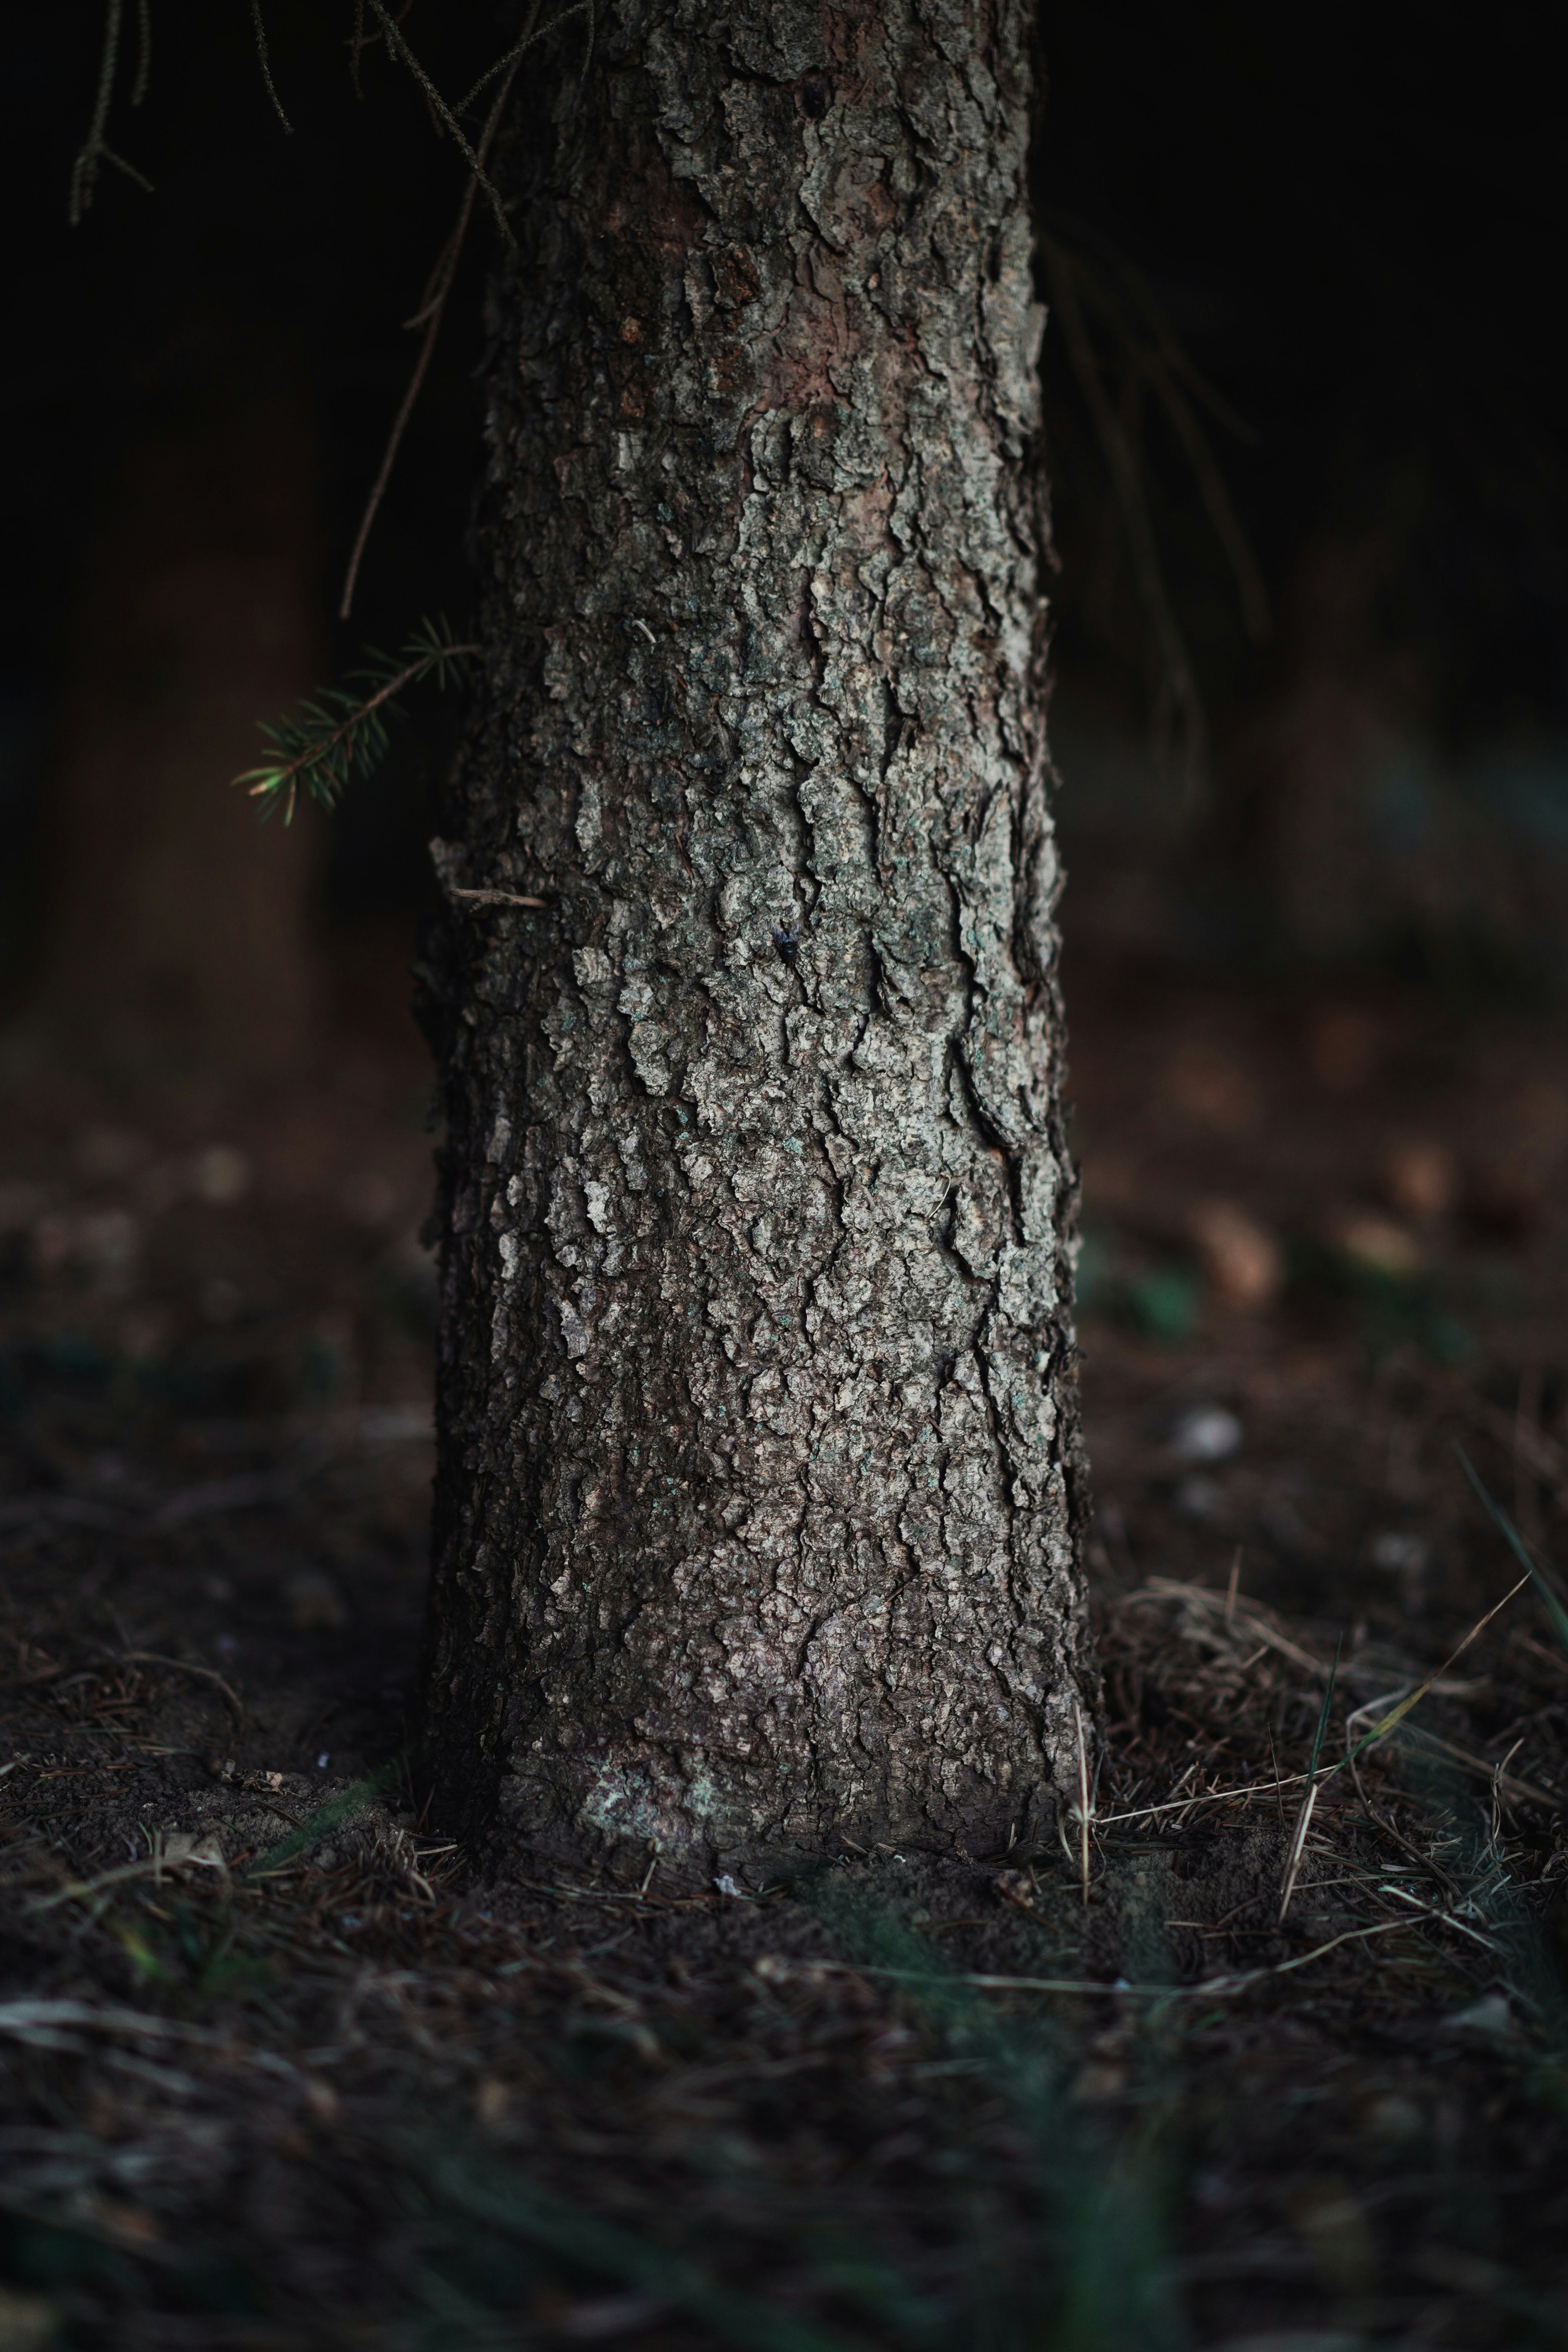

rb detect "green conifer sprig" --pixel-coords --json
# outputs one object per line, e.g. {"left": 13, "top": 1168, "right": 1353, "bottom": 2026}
{"left": 236, "top": 617, "right": 476, "bottom": 824}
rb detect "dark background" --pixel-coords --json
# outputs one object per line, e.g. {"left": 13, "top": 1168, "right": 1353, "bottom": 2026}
{"left": 3, "top": 0, "right": 1565, "bottom": 1037}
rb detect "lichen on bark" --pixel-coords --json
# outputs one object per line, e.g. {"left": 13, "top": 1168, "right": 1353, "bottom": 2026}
{"left": 419, "top": 0, "right": 1092, "bottom": 1883}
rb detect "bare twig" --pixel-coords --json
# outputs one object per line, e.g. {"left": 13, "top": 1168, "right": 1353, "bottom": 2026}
{"left": 69, "top": 0, "right": 154, "bottom": 224}
{"left": 339, "top": 31, "right": 530, "bottom": 616}
{"left": 447, "top": 887, "right": 548, "bottom": 911}
{"left": 248, "top": 0, "right": 293, "bottom": 133}
{"left": 366, "top": 0, "right": 511, "bottom": 242}
{"left": 1129, "top": 327, "right": 1269, "bottom": 644}
{"left": 1041, "top": 237, "right": 1208, "bottom": 795}
{"left": 450, "top": 0, "right": 597, "bottom": 121}
{"left": 130, "top": 0, "right": 152, "bottom": 107}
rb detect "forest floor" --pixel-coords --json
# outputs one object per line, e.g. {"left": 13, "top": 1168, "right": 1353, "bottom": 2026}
{"left": 2, "top": 958, "right": 1568, "bottom": 2352}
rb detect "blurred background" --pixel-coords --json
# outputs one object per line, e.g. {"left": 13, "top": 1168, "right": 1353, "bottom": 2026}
{"left": 1, "top": 0, "right": 1566, "bottom": 1633}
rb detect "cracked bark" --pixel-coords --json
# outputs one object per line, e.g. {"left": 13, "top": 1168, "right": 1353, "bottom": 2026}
{"left": 418, "top": 0, "right": 1093, "bottom": 1883}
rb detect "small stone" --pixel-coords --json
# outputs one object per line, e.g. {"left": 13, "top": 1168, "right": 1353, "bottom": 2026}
{"left": 163, "top": 1832, "right": 226, "bottom": 1872}
{"left": 475, "top": 2078, "right": 511, "bottom": 2129}
{"left": 1190, "top": 1199, "right": 1283, "bottom": 1310}
{"left": 1382, "top": 1137, "right": 1457, "bottom": 1220}
{"left": 1327, "top": 1209, "right": 1422, "bottom": 1278}
{"left": 1170, "top": 1403, "right": 1243, "bottom": 1463}
{"left": 1448, "top": 1992, "right": 1515, "bottom": 2038}
{"left": 192, "top": 1144, "right": 252, "bottom": 1205}
{"left": 1175, "top": 1473, "right": 1227, "bottom": 1522}
{"left": 1361, "top": 2091, "right": 1424, "bottom": 2144}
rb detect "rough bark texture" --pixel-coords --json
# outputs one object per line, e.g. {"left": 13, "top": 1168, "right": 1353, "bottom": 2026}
{"left": 420, "top": 0, "right": 1091, "bottom": 1883}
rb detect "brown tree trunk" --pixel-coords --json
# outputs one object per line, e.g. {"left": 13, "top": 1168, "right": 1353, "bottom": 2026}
{"left": 421, "top": 0, "right": 1090, "bottom": 1885}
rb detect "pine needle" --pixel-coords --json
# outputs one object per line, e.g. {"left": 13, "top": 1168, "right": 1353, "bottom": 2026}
{"left": 235, "top": 619, "right": 476, "bottom": 823}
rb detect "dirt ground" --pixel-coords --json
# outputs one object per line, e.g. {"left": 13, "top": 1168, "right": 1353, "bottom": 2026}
{"left": 3, "top": 955, "right": 1568, "bottom": 2351}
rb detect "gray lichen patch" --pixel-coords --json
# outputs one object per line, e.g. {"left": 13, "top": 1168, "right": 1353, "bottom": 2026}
{"left": 420, "top": 0, "right": 1090, "bottom": 1883}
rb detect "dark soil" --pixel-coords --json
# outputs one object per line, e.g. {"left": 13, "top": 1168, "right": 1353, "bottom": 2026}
{"left": 3, "top": 968, "right": 1568, "bottom": 2350}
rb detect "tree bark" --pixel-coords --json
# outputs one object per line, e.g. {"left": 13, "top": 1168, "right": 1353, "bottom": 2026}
{"left": 420, "top": 0, "right": 1090, "bottom": 1884}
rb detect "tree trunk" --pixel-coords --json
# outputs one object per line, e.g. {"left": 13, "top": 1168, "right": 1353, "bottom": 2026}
{"left": 420, "top": 0, "right": 1090, "bottom": 1884}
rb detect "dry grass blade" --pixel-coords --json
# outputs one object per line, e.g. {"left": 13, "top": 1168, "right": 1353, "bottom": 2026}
{"left": 1345, "top": 1574, "right": 1530, "bottom": 1765}
{"left": 1134, "top": 1575, "right": 1329, "bottom": 1678}
{"left": 1380, "top": 1719, "right": 1561, "bottom": 1812}
{"left": 1099, "top": 1770, "right": 1310, "bottom": 1831}
{"left": 765, "top": 1913, "right": 1439, "bottom": 2002}
{"left": 25, "top": 1840, "right": 171, "bottom": 1916}
{"left": 0, "top": 2000, "right": 235, "bottom": 2049}
{"left": 122, "top": 1649, "right": 246, "bottom": 1724}
{"left": 1278, "top": 1644, "right": 1339, "bottom": 1923}
{"left": 1075, "top": 1698, "right": 1092, "bottom": 1905}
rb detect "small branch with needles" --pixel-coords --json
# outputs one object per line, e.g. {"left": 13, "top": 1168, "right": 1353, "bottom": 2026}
{"left": 234, "top": 620, "right": 475, "bottom": 824}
